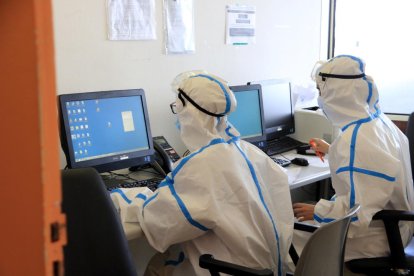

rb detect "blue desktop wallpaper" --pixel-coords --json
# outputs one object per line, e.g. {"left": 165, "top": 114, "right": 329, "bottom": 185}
{"left": 228, "top": 89, "right": 263, "bottom": 139}
{"left": 66, "top": 96, "right": 149, "bottom": 162}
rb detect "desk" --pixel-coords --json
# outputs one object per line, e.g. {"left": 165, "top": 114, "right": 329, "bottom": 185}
{"left": 274, "top": 150, "right": 330, "bottom": 190}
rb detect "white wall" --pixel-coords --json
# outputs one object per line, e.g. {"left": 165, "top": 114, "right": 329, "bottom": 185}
{"left": 52, "top": 0, "right": 324, "bottom": 167}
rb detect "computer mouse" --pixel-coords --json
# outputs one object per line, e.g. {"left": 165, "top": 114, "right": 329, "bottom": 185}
{"left": 291, "top": 157, "right": 309, "bottom": 166}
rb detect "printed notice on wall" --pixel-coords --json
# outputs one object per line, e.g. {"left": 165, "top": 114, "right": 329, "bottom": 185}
{"left": 107, "top": 0, "right": 156, "bottom": 40}
{"left": 225, "top": 5, "right": 256, "bottom": 45}
{"left": 163, "top": 0, "right": 195, "bottom": 54}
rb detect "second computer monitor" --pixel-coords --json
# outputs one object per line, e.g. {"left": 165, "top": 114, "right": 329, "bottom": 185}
{"left": 251, "top": 79, "right": 295, "bottom": 141}
{"left": 228, "top": 84, "right": 266, "bottom": 145}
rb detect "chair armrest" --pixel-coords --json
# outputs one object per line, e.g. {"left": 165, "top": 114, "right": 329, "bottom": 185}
{"left": 373, "top": 210, "right": 414, "bottom": 222}
{"left": 372, "top": 209, "right": 414, "bottom": 269}
{"left": 294, "top": 221, "right": 319, "bottom": 233}
{"left": 199, "top": 254, "right": 273, "bottom": 276}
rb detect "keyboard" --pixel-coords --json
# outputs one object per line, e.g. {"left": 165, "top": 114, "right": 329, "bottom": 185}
{"left": 266, "top": 136, "right": 305, "bottom": 156}
{"left": 271, "top": 157, "right": 291, "bottom": 167}
{"left": 105, "top": 177, "right": 163, "bottom": 192}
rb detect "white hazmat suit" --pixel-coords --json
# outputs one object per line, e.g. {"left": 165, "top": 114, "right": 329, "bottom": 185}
{"left": 136, "top": 73, "right": 294, "bottom": 275}
{"left": 312, "top": 55, "right": 414, "bottom": 260}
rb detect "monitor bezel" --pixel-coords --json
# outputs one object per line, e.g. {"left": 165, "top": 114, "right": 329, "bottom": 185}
{"left": 229, "top": 84, "right": 267, "bottom": 145}
{"left": 248, "top": 79, "right": 295, "bottom": 141}
{"left": 58, "top": 89, "right": 155, "bottom": 173}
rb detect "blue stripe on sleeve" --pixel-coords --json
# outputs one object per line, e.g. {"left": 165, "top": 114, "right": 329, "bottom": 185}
{"left": 314, "top": 214, "right": 359, "bottom": 223}
{"left": 110, "top": 189, "right": 132, "bottom": 204}
{"left": 167, "top": 183, "right": 209, "bottom": 232}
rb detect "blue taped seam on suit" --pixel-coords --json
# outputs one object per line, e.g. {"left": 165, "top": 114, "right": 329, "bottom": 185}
{"left": 314, "top": 214, "right": 335, "bottom": 223}
{"left": 225, "top": 125, "right": 233, "bottom": 136}
{"left": 314, "top": 214, "right": 359, "bottom": 223}
{"left": 191, "top": 74, "right": 231, "bottom": 115}
{"left": 336, "top": 167, "right": 396, "bottom": 182}
{"left": 225, "top": 125, "right": 241, "bottom": 144}
{"left": 320, "top": 55, "right": 383, "bottom": 224}
{"left": 342, "top": 116, "right": 373, "bottom": 132}
{"left": 366, "top": 80, "right": 373, "bottom": 106}
{"left": 164, "top": 251, "right": 185, "bottom": 266}
{"left": 158, "top": 176, "right": 173, "bottom": 189}
{"left": 339, "top": 72, "right": 382, "bottom": 208}
{"left": 136, "top": 193, "right": 147, "bottom": 201}
{"left": 339, "top": 108, "right": 395, "bottom": 210}
{"left": 348, "top": 123, "right": 362, "bottom": 208}
{"left": 171, "top": 138, "right": 225, "bottom": 178}
{"left": 167, "top": 182, "right": 209, "bottom": 231}
{"left": 143, "top": 192, "right": 159, "bottom": 208}
{"left": 145, "top": 139, "right": 227, "bottom": 232}
{"left": 232, "top": 140, "right": 282, "bottom": 276}
{"left": 110, "top": 189, "right": 132, "bottom": 204}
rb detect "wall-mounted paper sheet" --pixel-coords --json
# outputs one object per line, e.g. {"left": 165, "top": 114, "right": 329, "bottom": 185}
{"left": 107, "top": 0, "right": 156, "bottom": 40}
{"left": 226, "top": 5, "right": 256, "bottom": 45}
{"left": 163, "top": 0, "right": 195, "bottom": 54}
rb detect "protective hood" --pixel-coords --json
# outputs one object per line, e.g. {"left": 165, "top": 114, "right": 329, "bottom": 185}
{"left": 313, "top": 55, "right": 381, "bottom": 128}
{"left": 172, "top": 72, "right": 240, "bottom": 152}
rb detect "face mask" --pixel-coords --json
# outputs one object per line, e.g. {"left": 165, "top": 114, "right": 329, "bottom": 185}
{"left": 317, "top": 96, "right": 331, "bottom": 120}
{"left": 175, "top": 118, "right": 181, "bottom": 131}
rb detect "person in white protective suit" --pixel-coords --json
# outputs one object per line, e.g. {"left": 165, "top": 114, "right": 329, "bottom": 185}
{"left": 292, "top": 55, "right": 414, "bottom": 262}
{"left": 136, "top": 72, "right": 294, "bottom": 276}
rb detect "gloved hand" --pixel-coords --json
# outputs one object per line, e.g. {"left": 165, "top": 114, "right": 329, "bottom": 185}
{"left": 292, "top": 203, "right": 316, "bottom": 222}
{"left": 309, "top": 138, "right": 330, "bottom": 155}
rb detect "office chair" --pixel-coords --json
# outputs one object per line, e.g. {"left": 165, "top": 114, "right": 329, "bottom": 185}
{"left": 199, "top": 204, "right": 360, "bottom": 276}
{"left": 346, "top": 114, "right": 414, "bottom": 276}
{"left": 61, "top": 168, "right": 137, "bottom": 276}
{"left": 345, "top": 210, "right": 414, "bottom": 276}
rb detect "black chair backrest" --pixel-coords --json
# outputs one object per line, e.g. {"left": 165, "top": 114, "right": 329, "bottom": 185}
{"left": 406, "top": 112, "right": 414, "bottom": 178}
{"left": 62, "top": 168, "right": 137, "bottom": 276}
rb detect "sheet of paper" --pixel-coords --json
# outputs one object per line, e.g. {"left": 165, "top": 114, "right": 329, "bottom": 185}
{"left": 226, "top": 5, "right": 256, "bottom": 45}
{"left": 163, "top": 0, "right": 195, "bottom": 54}
{"left": 107, "top": 0, "right": 156, "bottom": 40}
{"left": 121, "top": 111, "right": 135, "bottom": 132}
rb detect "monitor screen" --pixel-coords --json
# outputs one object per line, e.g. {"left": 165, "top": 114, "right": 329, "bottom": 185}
{"left": 58, "top": 89, "right": 155, "bottom": 173}
{"left": 228, "top": 84, "right": 266, "bottom": 145}
{"left": 251, "top": 80, "right": 295, "bottom": 140}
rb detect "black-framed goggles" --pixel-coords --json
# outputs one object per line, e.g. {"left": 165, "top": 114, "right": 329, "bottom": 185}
{"left": 177, "top": 88, "right": 225, "bottom": 117}
{"left": 319, "top": 72, "right": 365, "bottom": 81}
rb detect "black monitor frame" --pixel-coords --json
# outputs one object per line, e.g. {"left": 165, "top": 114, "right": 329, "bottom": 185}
{"left": 248, "top": 79, "right": 295, "bottom": 141}
{"left": 58, "top": 89, "right": 155, "bottom": 173}
{"left": 229, "top": 84, "right": 267, "bottom": 146}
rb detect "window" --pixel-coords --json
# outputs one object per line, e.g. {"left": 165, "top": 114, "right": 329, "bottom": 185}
{"left": 333, "top": 0, "right": 414, "bottom": 114}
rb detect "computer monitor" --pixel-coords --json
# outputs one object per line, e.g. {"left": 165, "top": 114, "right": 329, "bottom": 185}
{"left": 58, "top": 89, "right": 155, "bottom": 173}
{"left": 250, "top": 79, "right": 295, "bottom": 141}
{"left": 228, "top": 84, "right": 266, "bottom": 145}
